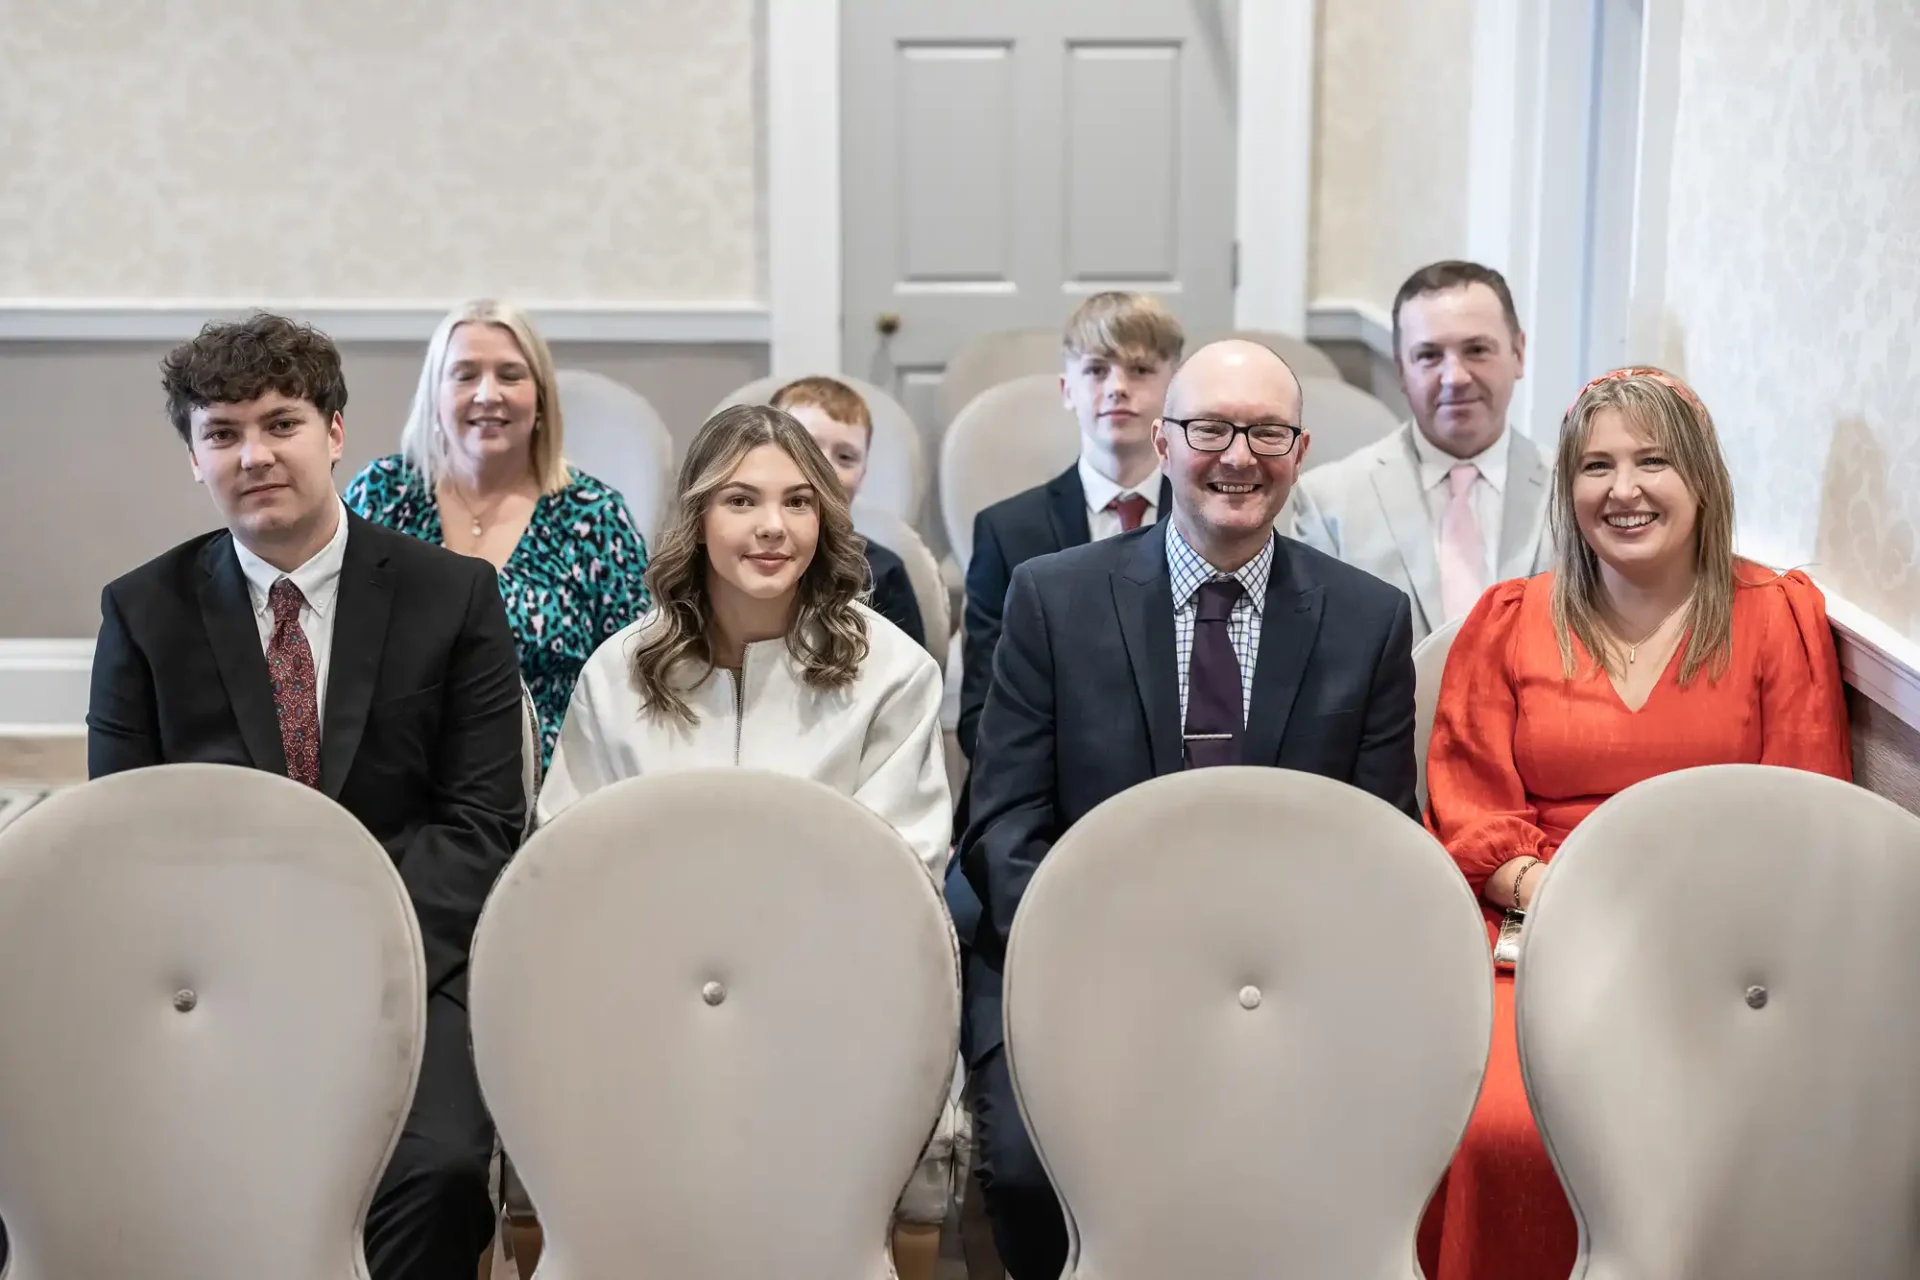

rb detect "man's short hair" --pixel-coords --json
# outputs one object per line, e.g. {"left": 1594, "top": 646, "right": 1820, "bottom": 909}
{"left": 770, "top": 375, "right": 873, "bottom": 441}
{"left": 1062, "top": 292, "right": 1185, "bottom": 365}
{"left": 161, "top": 313, "right": 348, "bottom": 443}
{"left": 1390, "top": 261, "right": 1522, "bottom": 355}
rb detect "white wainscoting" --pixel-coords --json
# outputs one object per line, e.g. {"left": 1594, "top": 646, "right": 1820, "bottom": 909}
{"left": 1305, "top": 298, "right": 1394, "bottom": 357}
{"left": 0, "top": 300, "right": 771, "bottom": 344}
{"left": 0, "top": 640, "right": 93, "bottom": 737}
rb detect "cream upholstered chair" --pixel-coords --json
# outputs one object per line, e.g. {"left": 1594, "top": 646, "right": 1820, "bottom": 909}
{"left": 553, "top": 368, "right": 674, "bottom": 545}
{"left": 713, "top": 374, "right": 927, "bottom": 528}
{"left": 853, "top": 503, "right": 952, "bottom": 670}
{"left": 1298, "top": 374, "right": 1401, "bottom": 470}
{"left": 1221, "top": 329, "right": 1344, "bottom": 382}
{"left": 1518, "top": 764, "right": 1920, "bottom": 1280}
{"left": 1004, "top": 768, "right": 1491, "bottom": 1278}
{"left": 939, "top": 373, "right": 1080, "bottom": 567}
{"left": 937, "top": 328, "right": 1062, "bottom": 431}
{"left": 0, "top": 763, "right": 424, "bottom": 1280}
{"left": 1412, "top": 616, "right": 1465, "bottom": 812}
{"left": 468, "top": 771, "right": 959, "bottom": 1280}
{"left": 517, "top": 680, "right": 542, "bottom": 839}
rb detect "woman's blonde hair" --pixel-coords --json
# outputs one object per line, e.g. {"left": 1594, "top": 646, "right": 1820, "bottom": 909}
{"left": 1549, "top": 367, "right": 1737, "bottom": 684}
{"left": 629, "top": 404, "right": 870, "bottom": 724}
{"left": 398, "top": 299, "right": 570, "bottom": 493}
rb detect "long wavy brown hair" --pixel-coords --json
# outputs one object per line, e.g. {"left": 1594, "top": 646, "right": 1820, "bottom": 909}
{"left": 629, "top": 404, "right": 870, "bottom": 724}
{"left": 1548, "top": 367, "right": 1737, "bottom": 685}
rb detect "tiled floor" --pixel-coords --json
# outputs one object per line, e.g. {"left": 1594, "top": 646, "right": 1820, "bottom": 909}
{"left": 0, "top": 736, "right": 82, "bottom": 834}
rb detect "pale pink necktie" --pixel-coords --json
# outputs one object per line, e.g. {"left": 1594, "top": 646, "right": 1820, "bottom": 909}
{"left": 1438, "top": 462, "right": 1486, "bottom": 622}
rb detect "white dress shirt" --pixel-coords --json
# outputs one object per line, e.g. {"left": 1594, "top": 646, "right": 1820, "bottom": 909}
{"left": 232, "top": 499, "right": 351, "bottom": 712}
{"left": 1408, "top": 425, "right": 1508, "bottom": 585}
{"left": 1079, "top": 455, "right": 1162, "bottom": 540}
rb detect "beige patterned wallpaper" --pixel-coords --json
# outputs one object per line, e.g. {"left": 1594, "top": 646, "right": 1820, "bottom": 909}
{"left": 1661, "top": 0, "right": 1920, "bottom": 636}
{"left": 1310, "top": 0, "right": 1474, "bottom": 310}
{"left": 0, "top": 0, "right": 761, "bottom": 301}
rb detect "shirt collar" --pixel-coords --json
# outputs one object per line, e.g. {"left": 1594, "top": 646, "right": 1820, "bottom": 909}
{"left": 1410, "top": 422, "right": 1509, "bottom": 494}
{"left": 233, "top": 498, "right": 351, "bottom": 618}
{"left": 1164, "top": 519, "right": 1274, "bottom": 618}
{"left": 1079, "top": 454, "right": 1162, "bottom": 517}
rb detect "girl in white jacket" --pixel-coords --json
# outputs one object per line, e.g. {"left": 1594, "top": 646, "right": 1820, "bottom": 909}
{"left": 537, "top": 402, "right": 950, "bottom": 877}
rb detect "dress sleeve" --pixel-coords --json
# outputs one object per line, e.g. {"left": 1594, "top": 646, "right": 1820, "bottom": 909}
{"left": 1757, "top": 570, "right": 1852, "bottom": 781}
{"left": 852, "top": 650, "right": 952, "bottom": 880}
{"left": 1424, "top": 578, "right": 1554, "bottom": 895}
{"left": 342, "top": 461, "right": 380, "bottom": 517}
{"left": 590, "top": 488, "right": 653, "bottom": 637}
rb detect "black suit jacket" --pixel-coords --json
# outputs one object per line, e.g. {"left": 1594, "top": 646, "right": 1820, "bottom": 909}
{"left": 958, "top": 464, "right": 1174, "bottom": 759}
{"left": 864, "top": 540, "right": 926, "bottom": 648}
{"left": 957, "top": 525, "right": 1416, "bottom": 1061}
{"left": 86, "top": 512, "right": 526, "bottom": 998}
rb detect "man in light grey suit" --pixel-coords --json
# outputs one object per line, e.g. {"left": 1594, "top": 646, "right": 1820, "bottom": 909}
{"left": 1290, "top": 260, "right": 1551, "bottom": 643}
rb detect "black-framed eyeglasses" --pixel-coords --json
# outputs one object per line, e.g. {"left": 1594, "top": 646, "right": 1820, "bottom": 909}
{"left": 1162, "top": 417, "right": 1304, "bottom": 457}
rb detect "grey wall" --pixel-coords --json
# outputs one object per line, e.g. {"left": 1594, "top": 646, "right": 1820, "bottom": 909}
{"left": 0, "top": 339, "right": 768, "bottom": 637}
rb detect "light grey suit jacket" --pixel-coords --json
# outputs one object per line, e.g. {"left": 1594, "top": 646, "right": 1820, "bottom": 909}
{"left": 1288, "top": 424, "right": 1553, "bottom": 644}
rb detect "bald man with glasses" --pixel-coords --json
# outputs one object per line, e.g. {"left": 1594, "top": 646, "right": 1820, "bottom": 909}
{"left": 956, "top": 340, "right": 1418, "bottom": 1278}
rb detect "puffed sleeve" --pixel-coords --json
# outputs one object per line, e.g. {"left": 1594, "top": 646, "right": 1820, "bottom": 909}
{"left": 1424, "top": 579, "right": 1554, "bottom": 895}
{"left": 1756, "top": 570, "right": 1852, "bottom": 781}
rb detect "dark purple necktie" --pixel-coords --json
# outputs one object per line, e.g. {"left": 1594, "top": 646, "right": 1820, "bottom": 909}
{"left": 1184, "top": 578, "right": 1244, "bottom": 769}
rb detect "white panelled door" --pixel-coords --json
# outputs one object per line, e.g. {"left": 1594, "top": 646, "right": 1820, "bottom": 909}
{"left": 841, "top": 0, "right": 1238, "bottom": 553}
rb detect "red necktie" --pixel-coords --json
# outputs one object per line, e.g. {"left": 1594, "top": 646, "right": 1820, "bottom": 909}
{"left": 266, "top": 578, "right": 321, "bottom": 788}
{"left": 1108, "top": 493, "right": 1151, "bottom": 532}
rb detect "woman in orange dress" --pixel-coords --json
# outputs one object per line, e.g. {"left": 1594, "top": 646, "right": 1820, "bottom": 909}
{"left": 1418, "top": 368, "right": 1852, "bottom": 1280}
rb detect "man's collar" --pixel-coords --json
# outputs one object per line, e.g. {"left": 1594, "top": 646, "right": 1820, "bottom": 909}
{"left": 231, "top": 498, "right": 351, "bottom": 616}
{"left": 1409, "top": 422, "right": 1510, "bottom": 492}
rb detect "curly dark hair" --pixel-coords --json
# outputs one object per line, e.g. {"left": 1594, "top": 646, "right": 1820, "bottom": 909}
{"left": 161, "top": 313, "right": 348, "bottom": 442}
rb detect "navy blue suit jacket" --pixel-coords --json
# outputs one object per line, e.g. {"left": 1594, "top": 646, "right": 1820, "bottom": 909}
{"left": 957, "top": 525, "right": 1417, "bottom": 1062}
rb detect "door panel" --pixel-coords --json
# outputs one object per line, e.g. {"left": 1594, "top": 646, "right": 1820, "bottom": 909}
{"left": 843, "top": 0, "right": 1236, "bottom": 558}
{"left": 1064, "top": 43, "right": 1182, "bottom": 284}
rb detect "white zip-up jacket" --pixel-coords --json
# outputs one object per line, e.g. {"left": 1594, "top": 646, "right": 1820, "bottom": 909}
{"left": 537, "top": 603, "right": 951, "bottom": 877}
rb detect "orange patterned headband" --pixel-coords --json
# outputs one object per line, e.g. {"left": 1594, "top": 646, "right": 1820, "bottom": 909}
{"left": 1564, "top": 366, "right": 1704, "bottom": 422}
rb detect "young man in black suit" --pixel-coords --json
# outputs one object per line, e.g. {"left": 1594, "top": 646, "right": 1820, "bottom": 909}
{"left": 959, "top": 340, "right": 1418, "bottom": 1278}
{"left": 946, "top": 293, "right": 1186, "bottom": 984}
{"left": 86, "top": 314, "right": 524, "bottom": 1280}
{"left": 956, "top": 291, "right": 1185, "bottom": 770}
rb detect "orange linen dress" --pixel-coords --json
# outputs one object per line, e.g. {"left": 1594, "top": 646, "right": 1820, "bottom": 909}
{"left": 1417, "top": 566, "right": 1851, "bottom": 1280}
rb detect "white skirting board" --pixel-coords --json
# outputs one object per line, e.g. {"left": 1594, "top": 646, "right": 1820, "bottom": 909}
{"left": 0, "top": 640, "right": 92, "bottom": 737}
{"left": 8, "top": 586, "right": 1920, "bottom": 741}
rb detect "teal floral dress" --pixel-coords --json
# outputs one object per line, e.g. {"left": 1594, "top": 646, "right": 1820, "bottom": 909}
{"left": 345, "top": 456, "right": 651, "bottom": 768}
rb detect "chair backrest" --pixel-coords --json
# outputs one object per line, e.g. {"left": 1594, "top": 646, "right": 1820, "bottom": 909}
{"left": 554, "top": 368, "right": 675, "bottom": 545}
{"left": 469, "top": 771, "right": 959, "bottom": 1280}
{"left": 1520, "top": 765, "right": 1920, "bottom": 1280}
{"left": 852, "top": 503, "right": 951, "bottom": 670}
{"left": 937, "top": 328, "right": 1062, "bottom": 431}
{"left": 1412, "top": 616, "right": 1465, "bottom": 812}
{"left": 1220, "top": 330, "right": 1345, "bottom": 382}
{"left": 1004, "top": 768, "right": 1491, "bottom": 1279}
{"left": 940, "top": 373, "right": 1080, "bottom": 566}
{"left": 1299, "top": 374, "right": 1402, "bottom": 470}
{"left": 0, "top": 764, "right": 424, "bottom": 1280}
{"left": 713, "top": 374, "right": 928, "bottom": 527}
{"left": 518, "top": 680, "right": 542, "bottom": 838}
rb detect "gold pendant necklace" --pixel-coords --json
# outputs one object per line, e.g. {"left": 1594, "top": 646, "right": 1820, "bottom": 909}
{"left": 1621, "top": 596, "right": 1692, "bottom": 665}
